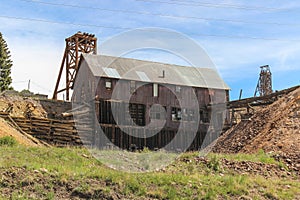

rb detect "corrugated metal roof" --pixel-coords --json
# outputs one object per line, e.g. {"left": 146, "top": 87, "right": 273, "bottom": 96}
{"left": 82, "top": 54, "right": 230, "bottom": 90}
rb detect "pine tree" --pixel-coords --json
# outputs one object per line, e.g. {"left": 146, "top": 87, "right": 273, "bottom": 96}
{"left": 0, "top": 32, "right": 13, "bottom": 92}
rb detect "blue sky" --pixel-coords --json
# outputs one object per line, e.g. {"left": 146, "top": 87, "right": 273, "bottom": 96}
{"left": 1, "top": 0, "right": 300, "bottom": 100}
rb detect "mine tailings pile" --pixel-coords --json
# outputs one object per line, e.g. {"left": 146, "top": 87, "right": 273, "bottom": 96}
{"left": 0, "top": 95, "right": 81, "bottom": 146}
{"left": 213, "top": 86, "right": 300, "bottom": 172}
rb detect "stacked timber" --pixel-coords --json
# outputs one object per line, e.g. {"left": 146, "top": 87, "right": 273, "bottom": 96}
{"left": 11, "top": 116, "right": 82, "bottom": 146}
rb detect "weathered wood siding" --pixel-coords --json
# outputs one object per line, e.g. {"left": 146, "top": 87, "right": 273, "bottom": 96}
{"left": 91, "top": 78, "right": 228, "bottom": 150}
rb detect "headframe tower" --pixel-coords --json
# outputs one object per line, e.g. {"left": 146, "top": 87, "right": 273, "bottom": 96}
{"left": 53, "top": 32, "right": 97, "bottom": 100}
{"left": 254, "top": 65, "right": 272, "bottom": 97}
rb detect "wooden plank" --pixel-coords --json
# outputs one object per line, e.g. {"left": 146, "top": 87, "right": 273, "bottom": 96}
{"left": 228, "top": 85, "right": 300, "bottom": 109}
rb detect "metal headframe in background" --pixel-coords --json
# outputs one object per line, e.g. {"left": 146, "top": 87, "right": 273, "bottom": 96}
{"left": 254, "top": 65, "right": 272, "bottom": 97}
{"left": 53, "top": 32, "right": 97, "bottom": 100}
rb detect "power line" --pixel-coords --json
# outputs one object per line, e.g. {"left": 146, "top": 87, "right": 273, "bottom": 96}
{"left": 134, "top": 0, "right": 292, "bottom": 12}
{"left": 12, "top": 80, "right": 28, "bottom": 84}
{"left": 30, "top": 80, "right": 52, "bottom": 92}
{"left": 1, "top": 15, "right": 300, "bottom": 42}
{"left": 17, "top": 0, "right": 300, "bottom": 26}
{"left": 20, "top": 0, "right": 282, "bottom": 11}
{"left": 161, "top": 0, "right": 292, "bottom": 11}
{"left": 14, "top": 79, "right": 52, "bottom": 92}
{"left": 0, "top": 15, "right": 129, "bottom": 30}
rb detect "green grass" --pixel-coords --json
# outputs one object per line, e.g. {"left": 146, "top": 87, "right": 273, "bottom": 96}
{"left": 207, "top": 149, "right": 277, "bottom": 164}
{"left": 0, "top": 136, "right": 17, "bottom": 147}
{"left": 0, "top": 146, "right": 299, "bottom": 199}
{"left": 91, "top": 148, "right": 178, "bottom": 172}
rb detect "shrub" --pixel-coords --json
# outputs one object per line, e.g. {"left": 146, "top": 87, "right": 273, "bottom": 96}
{"left": 0, "top": 136, "right": 18, "bottom": 146}
{"left": 208, "top": 155, "right": 220, "bottom": 171}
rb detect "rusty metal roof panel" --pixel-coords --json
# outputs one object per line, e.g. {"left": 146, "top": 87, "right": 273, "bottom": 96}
{"left": 82, "top": 54, "right": 230, "bottom": 90}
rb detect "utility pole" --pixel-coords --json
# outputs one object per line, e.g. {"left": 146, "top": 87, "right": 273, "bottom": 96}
{"left": 239, "top": 89, "right": 243, "bottom": 100}
{"left": 28, "top": 79, "right": 30, "bottom": 91}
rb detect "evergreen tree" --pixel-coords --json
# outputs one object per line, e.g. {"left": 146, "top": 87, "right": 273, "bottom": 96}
{"left": 0, "top": 32, "right": 13, "bottom": 92}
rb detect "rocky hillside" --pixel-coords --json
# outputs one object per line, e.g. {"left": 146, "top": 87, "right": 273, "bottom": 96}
{"left": 213, "top": 86, "right": 300, "bottom": 171}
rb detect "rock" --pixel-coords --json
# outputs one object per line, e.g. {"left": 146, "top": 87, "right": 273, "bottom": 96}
{"left": 82, "top": 154, "right": 89, "bottom": 158}
{"left": 238, "top": 195, "right": 252, "bottom": 200}
{"left": 39, "top": 168, "right": 48, "bottom": 173}
{"left": 213, "top": 87, "right": 300, "bottom": 157}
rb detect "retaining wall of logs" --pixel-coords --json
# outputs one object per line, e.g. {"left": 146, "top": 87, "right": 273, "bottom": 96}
{"left": 0, "top": 112, "right": 82, "bottom": 146}
{"left": 15, "top": 117, "right": 82, "bottom": 146}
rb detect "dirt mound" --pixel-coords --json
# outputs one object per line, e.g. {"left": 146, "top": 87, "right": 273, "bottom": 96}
{"left": 0, "top": 95, "right": 47, "bottom": 118}
{"left": 213, "top": 87, "right": 300, "bottom": 166}
{"left": 185, "top": 156, "right": 294, "bottom": 178}
{"left": 0, "top": 118, "right": 39, "bottom": 146}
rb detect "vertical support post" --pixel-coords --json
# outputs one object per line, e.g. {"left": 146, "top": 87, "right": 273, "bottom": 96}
{"left": 28, "top": 79, "right": 30, "bottom": 91}
{"left": 66, "top": 40, "right": 70, "bottom": 101}
{"left": 239, "top": 89, "right": 243, "bottom": 100}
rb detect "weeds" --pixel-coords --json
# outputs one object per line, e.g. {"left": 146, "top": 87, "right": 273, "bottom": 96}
{"left": 0, "top": 146, "right": 299, "bottom": 199}
{"left": 208, "top": 150, "right": 280, "bottom": 165}
{"left": 0, "top": 136, "right": 17, "bottom": 147}
{"left": 207, "top": 155, "right": 220, "bottom": 172}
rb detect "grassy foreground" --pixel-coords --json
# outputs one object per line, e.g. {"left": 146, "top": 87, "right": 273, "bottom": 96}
{"left": 0, "top": 144, "right": 299, "bottom": 199}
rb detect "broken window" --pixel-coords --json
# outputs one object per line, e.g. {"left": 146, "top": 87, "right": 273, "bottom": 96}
{"left": 105, "top": 79, "right": 112, "bottom": 90}
{"left": 175, "top": 85, "right": 181, "bottom": 93}
{"left": 99, "top": 100, "right": 116, "bottom": 124}
{"left": 129, "top": 103, "right": 146, "bottom": 126}
{"left": 171, "top": 107, "right": 182, "bottom": 121}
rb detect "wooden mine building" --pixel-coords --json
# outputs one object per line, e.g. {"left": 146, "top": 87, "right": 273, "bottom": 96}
{"left": 73, "top": 54, "right": 230, "bottom": 151}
